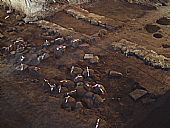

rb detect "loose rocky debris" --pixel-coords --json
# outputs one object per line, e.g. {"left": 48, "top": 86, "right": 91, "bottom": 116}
{"left": 129, "top": 89, "right": 148, "bottom": 101}
{"left": 65, "top": 6, "right": 123, "bottom": 31}
{"left": 112, "top": 39, "right": 170, "bottom": 69}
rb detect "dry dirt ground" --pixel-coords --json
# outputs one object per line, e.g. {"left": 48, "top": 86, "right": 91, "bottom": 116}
{"left": 0, "top": 1, "right": 170, "bottom": 128}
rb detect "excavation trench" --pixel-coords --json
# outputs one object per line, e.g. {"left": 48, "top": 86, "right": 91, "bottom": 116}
{"left": 45, "top": 11, "right": 102, "bottom": 35}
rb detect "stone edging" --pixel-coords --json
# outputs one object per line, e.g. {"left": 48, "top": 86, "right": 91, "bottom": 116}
{"left": 112, "top": 39, "right": 170, "bottom": 70}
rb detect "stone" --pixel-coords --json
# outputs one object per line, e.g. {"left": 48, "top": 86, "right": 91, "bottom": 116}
{"left": 84, "top": 54, "right": 94, "bottom": 59}
{"left": 93, "top": 94, "right": 104, "bottom": 107}
{"left": 0, "top": 33, "right": 4, "bottom": 39}
{"left": 82, "top": 68, "right": 95, "bottom": 78}
{"left": 15, "top": 64, "right": 29, "bottom": 72}
{"left": 74, "top": 75, "right": 84, "bottom": 83}
{"left": 61, "top": 96, "right": 76, "bottom": 110}
{"left": 89, "top": 56, "right": 99, "bottom": 64}
{"left": 10, "top": 51, "right": 16, "bottom": 55}
{"left": 108, "top": 70, "right": 123, "bottom": 78}
{"left": 70, "top": 66, "right": 83, "bottom": 76}
{"left": 75, "top": 101, "right": 84, "bottom": 109}
{"left": 16, "top": 15, "right": 23, "bottom": 21}
{"left": 54, "top": 37, "right": 65, "bottom": 45}
{"left": 75, "top": 86, "right": 87, "bottom": 97}
{"left": 92, "top": 84, "right": 106, "bottom": 95}
{"left": 90, "top": 19, "right": 99, "bottom": 26}
{"left": 61, "top": 80, "right": 75, "bottom": 91}
{"left": 23, "top": 16, "right": 38, "bottom": 23}
{"left": 129, "top": 89, "right": 148, "bottom": 101}
{"left": 82, "top": 97, "right": 94, "bottom": 109}
{"left": 76, "top": 82, "right": 84, "bottom": 87}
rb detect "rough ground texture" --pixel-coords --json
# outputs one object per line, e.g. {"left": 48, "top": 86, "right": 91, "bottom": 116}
{"left": 0, "top": 0, "right": 170, "bottom": 128}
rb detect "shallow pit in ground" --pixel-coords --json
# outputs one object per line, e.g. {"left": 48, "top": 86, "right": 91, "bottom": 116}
{"left": 145, "top": 24, "right": 160, "bottom": 33}
{"left": 153, "top": 33, "right": 163, "bottom": 39}
{"left": 156, "top": 17, "right": 170, "bottom": 25}
{"left": 45, "top": 11, "right": 102, "bottom": 36}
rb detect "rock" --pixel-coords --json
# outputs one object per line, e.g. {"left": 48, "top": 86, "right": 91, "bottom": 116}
{"left": 61, "top": 96, "right": 76, "bottom": 110}
{"left": 76, "top": 82, "right": 84, "bottom": 87}
{"left": 92, "top": 84, "right": 106, "bottom": 95}
{"left": 0, "top": 33, "right": 4, "bottom": 39}
{"left": 93, "top": 94, "right": 104, "bottom": 107}
{"left": 89, "top": 56, "right": 99, "bottom": 64}
{"left": 90, "top": 19, "right": 99, "bottom": 26}
{"left": 84, "top": 92, "right": 95, "bottom": 98}
{"left": 61, "top": 87, "right": 69, "bottom": 93}
{"left": 129, "top": 89, "right": 148, "bottom": 101}
{"left": 70, "top": 39, "right": 81, "bottom": 48}
{"left": 75, "top": 86, "right": 87, "bottom": 97}
{"left": 108, "top": 70, "right": 123, "bottom": 78}
{"left": 70, "top": 66, "right": 83, "bottom": 76}
{"left": 82, "top": 97, "right": 94, "bottom": 109}
{"left": 61, "top": 80, "right": 75, "bottom": 91}
{"left": 54, "top": 37, "right": 65, "bottom": 45}
{"left": 15, "top": 64, "right": 29, "bottom": 72}
{"left": 82, "top": 68, "right": 94, "bottom": 78}
{"left": 23, "top": 16, "right": 38, "bottom": 23}
{"left": 10, "top": 51, "right": 16, "bottom": 55}
{"left": 16, "top": 15, "right": 23, "bottom": 21}
{"left": 98, "top": 29, "right": 108, "bottom": 38}
{"left": 74, "top": 75, "right": 84, "bottom": 83}
{"left": 54, "top": 45, "right": 66, "bottom": 58}
{"left": 84, "top": 54, "right": 94, "bottom": 59}
{"left": 75, "top": 101, "right": 84, "bottom": 109}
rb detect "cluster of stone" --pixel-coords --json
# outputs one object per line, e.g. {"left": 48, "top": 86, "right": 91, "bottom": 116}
{"left": 42, "top": 66, "right": 106, "bottom": 110}
{"left": 112, "top": 39, "right": 170, "bottom": 69}
{"left": 65, "top": 7, "right": 122, "bottom": 31}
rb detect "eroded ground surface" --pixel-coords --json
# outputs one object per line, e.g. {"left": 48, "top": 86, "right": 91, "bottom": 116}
{"left": 0, "top": 1, "right": 170, "bottom": 128}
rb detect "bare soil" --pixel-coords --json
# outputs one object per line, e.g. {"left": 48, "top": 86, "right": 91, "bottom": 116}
{"left": 0, "top": 1, "right": 170, "bottom": 128}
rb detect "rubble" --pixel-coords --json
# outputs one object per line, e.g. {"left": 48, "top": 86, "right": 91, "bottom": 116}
{"left": 112, "top": 39, "right": 170, "bottom": 69}
{"left": 65, "top": 7, "right": 122, "bottom": 31}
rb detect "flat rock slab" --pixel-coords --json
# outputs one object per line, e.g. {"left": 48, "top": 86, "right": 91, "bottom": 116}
{"left": 84, "top": 54, "right": 94, "bottom": 59}
{"left": 129, "top": 89, "right": 148, "bottom": 101}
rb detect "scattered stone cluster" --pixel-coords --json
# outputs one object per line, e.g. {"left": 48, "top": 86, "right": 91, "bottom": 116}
{"left": 65, "top": 7, "right": 122, "bottom": 31}
{"left": 112, "top": 39, "right": 170, "bottom": 69}
{"left": 43, "top": 66, "right": 106, "bottom": 111}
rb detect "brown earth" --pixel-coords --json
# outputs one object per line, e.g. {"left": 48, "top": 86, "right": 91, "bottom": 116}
{"left": 0, "top": 1, "right": 170, "bottom": 128}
